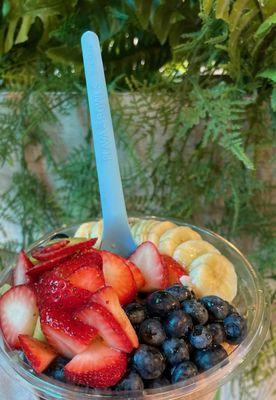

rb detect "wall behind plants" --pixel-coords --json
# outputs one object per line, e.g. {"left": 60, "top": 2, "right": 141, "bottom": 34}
{"left": 0, "top": 1, "right": 275, "bottom": 395}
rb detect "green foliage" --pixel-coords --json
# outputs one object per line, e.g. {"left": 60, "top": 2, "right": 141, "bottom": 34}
{"left": 0, "top": 1, "right": 275, "bottom": 395}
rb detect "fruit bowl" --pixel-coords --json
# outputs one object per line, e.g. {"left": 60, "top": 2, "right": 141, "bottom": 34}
{"left": 0, "top": 217, "right": 270, "bottom": 400}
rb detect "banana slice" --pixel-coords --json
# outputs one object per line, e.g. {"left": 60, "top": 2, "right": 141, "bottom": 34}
{"left": 140, "top": 219, "right": 160, "bottom": 243}
{"left": 173, "top": 240, "right": 220, "bottom": 271}
{"left": 74, "top": 221, "right": 93, "bottom": 238}
{"left": 189, "top": 253, "right": 237, "bottom": 302}
{"left": 131, "top": 220, "right": 144, "bottom": 245}
{"left": 148, "top": 221, "right": 177, "bottom": 246}
{"left": 158, "top": 226, "right": 201, "bottom": 256}
{"left": 134, "top": 219, "right": 149, "bottom": 244}
{"left": 91, "top": 220, "right": 103, "bottom": 248}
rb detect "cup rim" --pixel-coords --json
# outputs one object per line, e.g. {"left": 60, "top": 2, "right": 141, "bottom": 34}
{"left": 0, "top": 216, "right": 271, "bottom": 399}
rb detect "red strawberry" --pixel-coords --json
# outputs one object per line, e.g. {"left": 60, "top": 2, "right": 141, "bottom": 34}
{"left": 64, "top": 340, "right": 127, "bottom": 388}
{"left": 67, "top": 266, "right": 105, "bottom": 293}
{"left": 31, "top": 238, "right": 96, "bottom": 262}
{"left": 129, "top": 241, "right": 169, "bottom": 292}
{"left": 31, "top": 240, "right": 69, "bottom": 260}
{"left": 40, "top": 307, "right": 97, "bottom": 358}
{"left": 18, "top": 334, "right": 58, "bottom": 373}
{"left": 162, "top": 255, "right": 187, "bottom": 285}
{"left": 35, "top": 272, "right": 92, "bottom": 310}
{"left": 100, "top": 251, "right": 136, "bottom": 305}
{"left": 0, "top": 285, "right": 38, "bottom": 349}
{"left": 13, "top": 250, "right": 34, "bottom": 285}
{"left": 75, "top": 302, "right": 133, "bottom": 353}
{"left": 27, "top": 253, "right": 73, "bottom": 279}
{"left": 126, "top": 259, "right": 146, "bottom": 290}
{"left": 54, "top": 250, "right": 103, "bottom": 280}
{"left": 92, "top": 286, "right": 138, "bottom": 348}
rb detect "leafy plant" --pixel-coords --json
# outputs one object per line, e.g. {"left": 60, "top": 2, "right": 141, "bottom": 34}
{"left": 0, "top": 1, "right": 275, "bottom": 397}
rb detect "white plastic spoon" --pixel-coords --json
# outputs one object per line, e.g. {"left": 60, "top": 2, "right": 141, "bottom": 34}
{"left": 81, "top": 31, "right": 137, "bottom": 257}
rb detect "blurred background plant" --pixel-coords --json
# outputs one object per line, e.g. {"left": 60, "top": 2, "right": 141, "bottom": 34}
{"left": 0, "top": 1, "right": 275, "bottom": 398}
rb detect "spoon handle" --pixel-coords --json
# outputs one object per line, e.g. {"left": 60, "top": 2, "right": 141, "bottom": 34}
{"left": 81, "top": 31, "right": 136, "bottom": 256}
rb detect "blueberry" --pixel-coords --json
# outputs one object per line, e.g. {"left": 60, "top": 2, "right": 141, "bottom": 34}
{"left": 201, "top": 296, "right": 231, "bottom": 320}
{"left": 224, "top": 313, "right": 247, "bottom": 344}
{"left": 182, "top": 300, "right": 208, "bottom": 325}
{"left": 50, "top": 233, "right": 69, "bottom": 240}
{"left": 133, "top": 345, "right": 166, "bottom": 380}
{"left": 147, "top": 376, "right": 170, "bottom": 388}
{"left": 189, "top": 325, "right": 212, "bottom": 349}
{"left": 162, "top": 338, "right": 189, "bottom": 365}
{"left": 193, "top": 345, "right": 228, "bottom": 371}
{"left": 165, "top": 310, "right": 193, "bottom": 338}
{"left": 171, "top": 361, "right": 198, "bottom": 383}
{"left": 139, "top": 319, "right": 166, "bottom": 346}
{"left": 116, "top": 371, "right": 144, "bottom": 391}
{"left": 44, "top": 357, "right": 69, "bottom": 382}
{"left": 166, "top": 285, "right": 194, "bottom": 302}
{"left": 147, "top": 291, "right": 180, "bottom": 317}
{"left": 125, "top": 303, "right": 147, "bottom": 325}
{"left": 207, "top": 323, "right": 226, "bottom": 344}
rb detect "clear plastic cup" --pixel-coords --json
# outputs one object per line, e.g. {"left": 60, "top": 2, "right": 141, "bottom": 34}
{"left": 0, "top": 217, "right": 270, "bottom": 400}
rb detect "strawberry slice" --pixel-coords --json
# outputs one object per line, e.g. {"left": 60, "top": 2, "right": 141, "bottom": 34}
{"left": 162, "top": 255, "right": 187, "bottom": 285}
{"left": 126, "top": 259, "right": 146, "bottom": 290}
{"left": 13, "top": 250, "right": 34, "bottom": 285}
{"left": 92, "top": 286, "right": 138, "bottom": 348}
{"left": 35, "top": 272, "right": 92, "bottom": 310}
{"left": 100, "top": 251, "right": 136, "bottom": 305}
{"left": 18, "top": 334, "right": 58, "bottom": 373}
{"left": 67, "top": 265, "right": 105, "bottom": 293}
{"left": 40, "top": 307, "right": 97, "bottom": 358}
{"left": 53, "top": 249, "right": 103, "bottom": 280}
{"left": 31, "top": 238, "right": 96, "bottom": 262}
{"left": 75, "top": 302, "right": 133, "bottom": 353}
{"left": 64, "top": 340, "right": 127, "bottom": 388}
{"left": 129, "top": 241, "right": 169, "bottom": 292}
{"left": 27, "top": 253, "right": 74, "bottom": 279}
{"left": 0, "top": 285, "right": 38, "bottom": 349}
{"left": 31, "top": 240, "right": 69, "bottom": 260}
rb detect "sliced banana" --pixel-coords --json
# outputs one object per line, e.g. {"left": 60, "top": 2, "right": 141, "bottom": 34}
{"left": 91, "top": 220, "right": 103, "bottom": 248}
{"left": 74, "top": 221, "right": 93, "bottom": 238}
{"left": 140, "top": 220, "right": 160, "bottom": 243}
{"left": 148, "top": 221, "right": 177, "bottom": 246}
{"left": 74, "top": 220, "right": 102, "bottom": 248}
{"left": 158, "top": 226, "right": 201, "bottom": 256}
{"left": 130, "top": 220, "right": 144, "bottom": 245}
{"left": 173, "top": 240, "right": 220, "bottom": 271}
{"left": 134, "top": 219, "right": 149, "bottom": 244}
{"left": 189, "top": 253, "right": 237, "bottom": 302}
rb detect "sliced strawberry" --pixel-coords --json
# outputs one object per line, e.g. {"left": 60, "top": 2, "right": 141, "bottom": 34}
{"left": 31, "top": 240, "right": 69, "bottom": 260}
{"left": 18, "top": 334, "right": 58, "bottom": 373}
{"left": 129, "top": 241, "right": 169, "bottom": 292}
{"left": 27, "top": 253, "right": 73, "bottom": 279}
{"left": 31, "top": 238, "right": 96, "bottom": 262}
{"left": 0, "top": 285, "right": 38, "bottom": 349}
{"left": 53, "top": 249, "right": 103, "bottom": 280}
{"left": 67, "top": 265, "right": 105, "bottom": 293}
{"left": 35, "top": 272, "right": 92, "bottom": 310}
{"left": 75, "top": 302, "right": 133, "bottom": 353}
{"left": 126, "top": 259, "right": 146, "bottom": 290}
{"left": 40, "top": 307, "right": 97, "bottom": 358}
{"left": 100, "top": 251, "right": 136, "bottom": 305}
{"left": 162, "top": 255, "right": 187, "bottom": 285}
{"left": 65, "top": 340, "right": 127, "bottom": 388}
{"left": 13, "top": 250, "right": 34, "bottom": 286}
{"left": 92, "top": 286, "right": 138, "bottom": 348}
